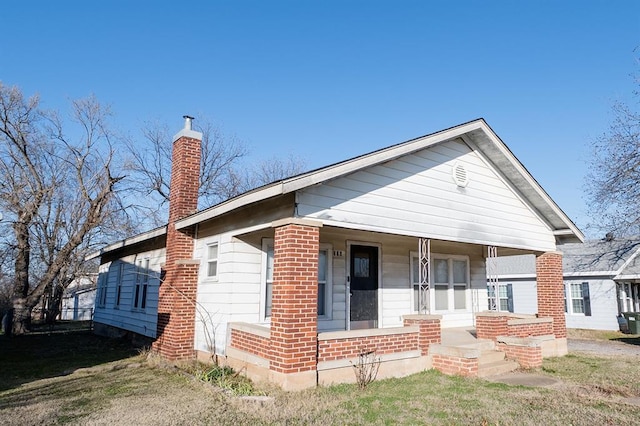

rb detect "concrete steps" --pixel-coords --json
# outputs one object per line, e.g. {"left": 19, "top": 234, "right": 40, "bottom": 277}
{"left": 437, "top": 328, "right": 520, "bottom": 378}
{"left": 477, "top": 350, "right": 519, "bottom": 378}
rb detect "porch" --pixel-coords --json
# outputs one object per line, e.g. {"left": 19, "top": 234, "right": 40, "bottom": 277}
{"left": 223, "top": 312, "right": 566, "bottom": 390}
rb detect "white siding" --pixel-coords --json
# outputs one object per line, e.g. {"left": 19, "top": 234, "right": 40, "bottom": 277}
{"left": 512, "top": 280, "right": 538, "bottom": 315}
{"left": 194, "top": 232, "right": 263, "bottom": 354}
{"left": 61, "top": 289, "right": 96, "bottom": 321}
{"left": 297, "top": 139, "right": 556, "bottom": 252}
{"left": 498, "top": 278, "right": 619, "bottom": 331}
{"left": 93, "top": 248, "right": 165, "bottom": 338}
{"left": 194, "top": 229, "right": 494, "bottom": 355}
{"left": 565, "top": 279, "right": 619, "bottom": 331}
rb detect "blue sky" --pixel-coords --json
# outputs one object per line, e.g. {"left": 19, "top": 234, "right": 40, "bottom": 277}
{"left": 2, "top": 1, "right": 638, "bottom": 237}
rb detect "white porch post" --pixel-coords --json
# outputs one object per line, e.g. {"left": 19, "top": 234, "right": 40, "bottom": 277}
{"left": 487, "top": 246, "right": 499, "bottom": 311}
{"left": 418, "top": 238, "right": 431, "bottom": 314}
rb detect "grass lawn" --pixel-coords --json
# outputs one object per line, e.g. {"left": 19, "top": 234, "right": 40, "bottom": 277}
{"left": 1, "top": 326, "right": 639, "bottom": 425}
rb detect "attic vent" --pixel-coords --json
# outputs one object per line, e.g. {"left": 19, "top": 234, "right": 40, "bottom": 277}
{"left": 452, "top": 162, "right": 468, "bottom": 187}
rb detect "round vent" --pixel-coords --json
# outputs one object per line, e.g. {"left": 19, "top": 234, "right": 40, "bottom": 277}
{"left": 452, "top": 162, "right": 468, "bottom": 187}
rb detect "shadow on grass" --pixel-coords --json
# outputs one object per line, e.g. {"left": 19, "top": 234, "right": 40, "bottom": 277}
{"left": 0, "top": 328, "right": 139, "bottom": 392}
{"left": 612, "top": 335, "right": 640, "bottom": 346}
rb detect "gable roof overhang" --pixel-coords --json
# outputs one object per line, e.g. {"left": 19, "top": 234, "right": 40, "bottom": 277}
{"left": 176, "top": 119, "right": 583, "bottom": 244}
{"left": 86, "top": 225, "right": 167, "bottom": 261}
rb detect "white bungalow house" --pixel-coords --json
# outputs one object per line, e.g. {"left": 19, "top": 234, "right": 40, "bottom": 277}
{"left": 60, "top": 276, "right": 97, "bottom": 321}
{"left": 487, "top": 237, "right": 640, "bottom": 331}
{"left": 91, "top": 118, "right": 583, "bottom": 389}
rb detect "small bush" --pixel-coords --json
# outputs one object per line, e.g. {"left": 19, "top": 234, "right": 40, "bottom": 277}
{"left": 351, "top": 347, "right": 380, "bottom": 389}
{"left": 193, "top": 364, "right": 258, "bottom": 396}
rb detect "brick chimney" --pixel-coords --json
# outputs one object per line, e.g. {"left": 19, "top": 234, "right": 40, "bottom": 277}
{"left": 153, "top": 116, "right": 202, "bottom": 360}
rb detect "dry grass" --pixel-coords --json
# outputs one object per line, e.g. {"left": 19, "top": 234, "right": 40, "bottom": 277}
{"left": 567, "top": 328, "right": 632, "bottom": 340}
{"left": 2, "top": 328, "right": 640, "bottom": 425}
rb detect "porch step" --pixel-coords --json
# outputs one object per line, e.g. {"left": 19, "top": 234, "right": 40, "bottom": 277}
{"left": 479, "top": 349, "right": 506, "bottom": 366}
{"left": 478, "top": 358, "right": 519, "bottom": 378}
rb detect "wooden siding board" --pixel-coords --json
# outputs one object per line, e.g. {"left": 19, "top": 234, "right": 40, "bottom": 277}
{"left": 297, "top": 141, "right": 556, "bottom": 251}
{"left": 94, "top": 248, "right": 165, "bottom": 339}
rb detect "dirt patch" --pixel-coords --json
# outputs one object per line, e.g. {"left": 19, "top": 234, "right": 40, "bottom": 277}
{"left": 568, "top": 338, "right": 640, "bottom": 357}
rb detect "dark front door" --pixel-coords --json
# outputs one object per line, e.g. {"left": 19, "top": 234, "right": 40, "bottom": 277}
{"left": 350, "top": 245, "right": 379, "bottom": 330}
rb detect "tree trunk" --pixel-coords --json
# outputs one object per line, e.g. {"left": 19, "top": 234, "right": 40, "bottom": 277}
{"left": 11, "top": 297, "right": 31, "bottom": 335}
{"left": 46, "top": 284, "right": 64, "bottom": 324}
{"left": 11, "top": 221, "right": 32, "bottom": 335}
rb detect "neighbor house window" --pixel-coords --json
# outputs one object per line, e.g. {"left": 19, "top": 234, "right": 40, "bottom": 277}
{"left": 115, "top": 263, "right": 124, "bottom": 308}
{"left": 565, "top": 282, "right": 591, "bottom": 316}
{"left": 618, "top": 283, "right": 640, "bottom": 313}
{"left": 411, "top": 253, "right": 469, "bottom": 312}
{"left": 263, "top": 240, "right": 331, "bottom": 318}
{"left": 207, "top": 243, "right": 219, "bottom": 278}
{"left": 487, "top": 283, "right": 513, "bottom": 312}
{"left": 133, "top": 258, "right": 150, "bottom": 309}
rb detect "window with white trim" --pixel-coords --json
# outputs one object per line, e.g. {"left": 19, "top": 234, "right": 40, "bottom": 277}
{"left": 263, "top": 240, "right": 331, "bottom": 319}
{"left": 207, "top": 243, "right": 219, "bottom": 278}
{"left": 618, "top": 283, "right": 640, "bottom": 313}
{"left": 115, "top": 263, "right": 124, "bottom": 308}
{"left": 487, "top": 283, "right": 514, "bottom": 312}
{"left": 411, "top": 254, "right": 469, "bottom": 312}
{"left": 410, "top": 254, "right": 420, "bottom": 311}
{"left": 565, "top": 282, "right": 591, "bottom": 316}
{"left": 96, "top": 273, "right": 107, "bottom": 308}
{"left": 133, "top": 258, "right": 150, "bottom": 310}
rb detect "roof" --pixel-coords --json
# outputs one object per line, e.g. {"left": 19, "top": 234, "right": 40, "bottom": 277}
{"left": 494, "top": 237, "right": 640, "bottom": 279}
{"left": 96, "top": 119, "right": 584, "bottom": 258}
{"left": 175, "top": 119, "right": 583, "bottom": 241}
{"left": 86, "top": 225, "right": 167, "bottom": 260}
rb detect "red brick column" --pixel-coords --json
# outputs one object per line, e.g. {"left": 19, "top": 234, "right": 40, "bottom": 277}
{"left": 403, "top": 315, "right": 441, "bottom": 355}
{"left": 269, "top": 220, "right": 321, "bottom": 378}
{"left": 536, "top": 252, "right": 566, "bottom": 339}
{"left": 153, "top": 122, "right": 202, "bottom": 360}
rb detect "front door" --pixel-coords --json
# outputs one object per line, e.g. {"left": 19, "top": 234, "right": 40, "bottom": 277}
{"left": 350, "top": 245, "right": 379, "bottom": 330}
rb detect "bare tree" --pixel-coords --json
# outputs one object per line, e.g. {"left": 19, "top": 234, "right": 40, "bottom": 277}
{"left": 585, "top": 92, "right": 640, "bottom": 237}
{"left": 125, "top": 119, "right": 248, "bottom": 225}
{"left": 126, "top": 120, "right": 307, "bottom": 227}
{"left": 0, "top": 83, "right": 128, "bottom": 334}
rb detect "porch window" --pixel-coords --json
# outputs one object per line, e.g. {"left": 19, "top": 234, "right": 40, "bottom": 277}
{"left": 453, "top": 260, "right": 467, "bottom": 309}
{"left": 410, "top": 254, "right": 422, "bottom": 311}
{"left": 263, "top": 240, "right": 331, "bottom": 319}
{"left": 434, "top": 259, "right": 449, "bottom": 310}
{"left": 565, "top": 282, "right": 591, "bottom": 316}
{"left": 206, "top": 243, "right": 219, "bottom": 278}
{"left": 411, "top": 254, "right": 469, "bottom": 312}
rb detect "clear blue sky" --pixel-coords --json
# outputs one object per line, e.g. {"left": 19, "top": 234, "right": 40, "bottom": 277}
{"left": 2, "top": 1, "right": 638, "bottom": 237}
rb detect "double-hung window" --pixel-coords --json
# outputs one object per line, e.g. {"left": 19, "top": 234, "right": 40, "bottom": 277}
{"left": 115, "top": 263, "right": 124, "bottom": 308}
{"left": 96, "top": 274, "right": 108, "bottom": 308}
{"left": 133, "top": 258, "right": 150, "bottom": 309}
{"left": 565, "top": 282, "right": 591, "bottom": 316}
{"left": 207, "top": 243, "right": 219, "bottom": 279}
{"left": 263, "top": 240, "right": 331, "bottom": 319}
{"left": 487, "top": 283, "right": 514, "bottom": 312}
{"left": 410, "top": 254, "right": 469, "bottom": 312}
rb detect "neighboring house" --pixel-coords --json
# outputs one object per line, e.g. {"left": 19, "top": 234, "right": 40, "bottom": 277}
{"left": 488, "top": 237, "right": 640, "bottom": 331}
{"left": 60, "top": 276, "right": 97, "bottom": 321}
{"left": 91, "top": 118, "right": 583, "bottom": 389}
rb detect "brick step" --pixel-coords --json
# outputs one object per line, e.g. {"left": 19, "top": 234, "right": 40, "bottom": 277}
{"left": 478, "top": 350, "right": 506, "bottom": 366}
{"left": 477, "top": 359, "right": 519, "bottom": 378}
